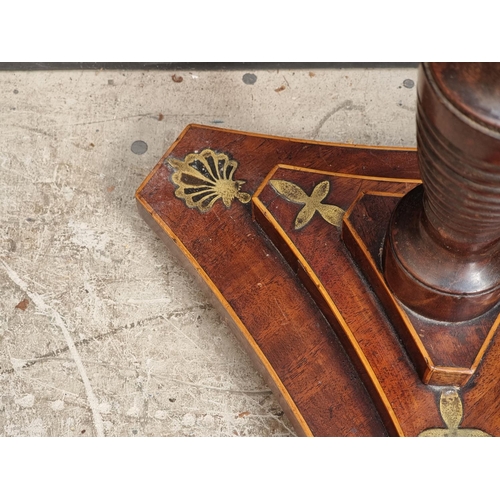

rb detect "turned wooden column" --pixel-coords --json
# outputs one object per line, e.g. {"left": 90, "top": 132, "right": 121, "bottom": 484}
{"left": 384, "top": 63, "right": 500, "bottom": 322}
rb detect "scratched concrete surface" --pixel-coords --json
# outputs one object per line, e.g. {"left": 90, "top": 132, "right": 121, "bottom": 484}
{"left": 0, "top": 67, "right": 417, "bottom": 436}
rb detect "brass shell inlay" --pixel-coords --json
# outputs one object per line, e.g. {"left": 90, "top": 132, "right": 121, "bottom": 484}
{"left": 167, "top": 149, "right": 251, "bottom": 213}
{"left": 419, "top": 389, "right": 490, "bottom": 437}
{"left": 269, "top": 180, "right": 345, "bottom": 230}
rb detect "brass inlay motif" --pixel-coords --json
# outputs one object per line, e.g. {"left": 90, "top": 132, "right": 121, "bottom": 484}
{"left": 269, "top": 180, "right": 345, "bottom": 230}
{"left": 167, "top": 149, "right": 251, "bottom": 213}
{"left": 419, "top": 389, "right": 490, "bottom": 437}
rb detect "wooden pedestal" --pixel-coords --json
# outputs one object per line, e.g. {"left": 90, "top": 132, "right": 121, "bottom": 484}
{"left": 136, "top": 124, "right": 498, "bottom": 436}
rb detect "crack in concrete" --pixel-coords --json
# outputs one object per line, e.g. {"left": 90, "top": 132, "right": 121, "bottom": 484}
{"left": 1, "top": 259, "right": 105, "bottom": 437}
{"left": 0, "top": 305, "right": 209, "bottom": 375}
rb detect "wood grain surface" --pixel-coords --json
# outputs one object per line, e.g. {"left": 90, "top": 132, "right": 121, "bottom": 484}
{"left": 136, "top": 124, "right": 500, "bottom": 436}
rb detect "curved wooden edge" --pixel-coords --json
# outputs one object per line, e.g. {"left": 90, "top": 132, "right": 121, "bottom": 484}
{"left": 136, "top": 124, "right": 418, "bottom": 205}
{"left": 186, "top": 123, "right": 418, "bottom": 152}
{"left": 251, "top": 194, "right": 405, "bottom": 437}
{"left": 135, "top": 193, "right": 313, "bottom": 437}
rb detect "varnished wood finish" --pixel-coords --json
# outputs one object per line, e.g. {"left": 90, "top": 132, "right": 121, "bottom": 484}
{"left": 252, "top": 166, "right": 434, "bottom": 435}
{"left": 343, "top": 191, "right": 500, "bottom": 386}
{"left": 135, "top": 124, "right": 500, "bottom": 436}
{"left": 136, "top": 126, "right": 426, "bottom": 436}
{"left": 431, "top": 62, "right": 500, "bottom": 131}
{"left": 384, "top": 63, "right": 500, "bottom": 321}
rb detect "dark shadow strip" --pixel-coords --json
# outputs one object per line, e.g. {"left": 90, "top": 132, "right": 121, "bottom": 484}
{"left": 0, "top": 62, "right": 419, "bottom": 71}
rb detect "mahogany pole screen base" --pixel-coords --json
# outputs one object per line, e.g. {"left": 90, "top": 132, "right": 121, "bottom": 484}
{"left": 136, "top": 124, "right": 499, "bottom": 436}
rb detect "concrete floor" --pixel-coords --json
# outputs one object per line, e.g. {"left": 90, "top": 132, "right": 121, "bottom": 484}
{"left": 0, "top": 66, "right": 418, "bottom": 436}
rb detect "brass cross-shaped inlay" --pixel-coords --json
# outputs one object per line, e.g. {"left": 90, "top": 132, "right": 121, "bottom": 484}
{"left": 419, "top": 389, "right": 490, "bottom": 437}
{"left": 269, "top": 180, "right": 345, "bottom": 230}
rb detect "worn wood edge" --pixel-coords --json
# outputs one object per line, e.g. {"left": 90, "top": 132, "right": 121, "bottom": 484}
{"left": 423, "top": 366, "right": 473, "bottom": 386}
{"left": 135, "top": 194, "right": 313, "bottom": 437}
{"left": 135, "top": 126, "right": 193, "bottom": 199}
{"left": 251, "top": 194, "right": 404, "bottom": 436}
{"left": 136, "top": 125, "right": 418, "bottom": 208}
{"left": 253, "top": 164, "right": 281, "bottom": 200}
{"left": 136, "top": 124, "right": 418, "bottom": 206}
{"left": 343, "top": 191, "right": 431, "bottom": 379}
{"left": 186, "top": 123, "right": 418, "bottom": 152}
{"left": 471, "top": 312, "right": 500, "bottom": 373}
{"left": 343, "top": 191, "right": 476, "bottom": 387}
{"left": 275, "top": 163, "right": 421, "bottom": 184}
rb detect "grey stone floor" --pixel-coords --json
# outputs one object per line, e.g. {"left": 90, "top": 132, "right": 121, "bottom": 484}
{"left": 0, "top": 67, "right": 417, "bottom": 436}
